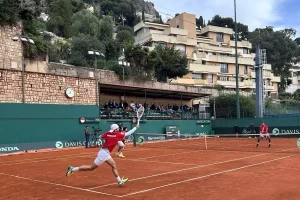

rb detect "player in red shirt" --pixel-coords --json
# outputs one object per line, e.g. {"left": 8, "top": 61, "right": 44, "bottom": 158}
{"left": 65, "top": 124, "right": 139, "bottom": 187}
{"left": 256, "top": 122, "right": 271, "bottom": 148}
{"left": 116, "top": 127, "right": 127, "bottom": 158}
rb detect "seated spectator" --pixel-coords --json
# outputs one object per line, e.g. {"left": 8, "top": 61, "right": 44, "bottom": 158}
{"left": 144, "top": 102, "right": 148, "bottom": 110}
{"left": 150, "top": 103, "right": 156, "bottom": 110}
{"left": 103, "top": 103, "right": 109, "bottom": 109}
{"left": 119, "top": 100, "right": 128, "bottom": 109}
{"left": 108, "top": 99, "right": 113, "bottom": 108}
{"left": 112, "top": 99, "right": 118, "bottom": 108}
{"left": 130, "top": 101, "right": 136, "bottom": 111}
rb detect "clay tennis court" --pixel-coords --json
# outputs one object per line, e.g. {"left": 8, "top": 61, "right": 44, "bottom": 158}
{"left": 0, "top": 136, "right": 300, "bottom": 200}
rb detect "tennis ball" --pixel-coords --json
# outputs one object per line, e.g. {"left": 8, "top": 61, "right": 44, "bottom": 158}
{"left": 201, "top": 125, "right": 204, "bottom": 128}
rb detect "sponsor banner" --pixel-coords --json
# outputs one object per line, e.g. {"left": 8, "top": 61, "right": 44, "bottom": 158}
{"left": 137, "top": 134, "right": 166, "bottom": 143}
{"left": 79, "top": 117, "right": 100, "bottom": 124}
{"left": 0, "top": 139, "right": 104, "bottom": 154}
{"left": 214, "top": 126, "right": 300, "bottom": 136}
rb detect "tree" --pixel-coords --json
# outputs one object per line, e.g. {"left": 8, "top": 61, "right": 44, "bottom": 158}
{"left": 209, "top": 94, "right": 255, "bottom": 118}
{"left": 124, "top": 45, "right": 155, "bottom": 80}
{"left": 47, "top": 0, "right": 73, "bottom": 38}
{"left": 99, "top": 16, "right": 113, "bottom": 41}
{"left": 70, "top": 0, "right": 86, "bottom": 13}
{"left": 104, "top": 39, "right": 121, "bottom": 61}
{"left": 293, "top": 89, "right": 300, "bottom": 101}
{"left": 116, "top": 30, "right": 134, "bottom": 48}
{"left": 69, "top": 34, "right": 105, "bottom": 67}
{"left": 196, "top": 16, "right": 204, "bottom": 28}
{"left": 208, "top": 15, "right": 249, "bottom": 40}
{"left": 117, "top": 25, "right": 134, "bottom": 35}
{"left": 295, "top": 37, "right": 300, "bottom": 45}
{"left": 0, "top": 0, "right": 19, "bottom": 25}
{"left": 71, "top": 9, "right": 100, "bottom": 38}
{"left": 149, "top": 45, "right": 188, "bottom": 82}
{"left": 248, "top": 27, "right": 299, "bottom": 91}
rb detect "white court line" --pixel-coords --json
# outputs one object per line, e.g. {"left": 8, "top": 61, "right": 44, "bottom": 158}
{"left": 88, "top": 152, "right": 269, "bottom": 189}
{"left": 120, "top": 154, "right": 297, "bottom": 197}
{"left": 0, "top": 148, "right": 150, "bottom": 166}
{"left": 0, "top": 172, "right": 121, "bottom": 197}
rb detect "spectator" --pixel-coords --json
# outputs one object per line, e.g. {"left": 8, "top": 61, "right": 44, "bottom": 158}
{"left": 249, "top": 123, "right": 255, "bottom": 136}
{"left": 112, "top": 99, "right": 118, "bottom": 108}
{"left": 84, "top": 126, "right": 90, "bottom": 148}
{"left": 234, "top": 124, "right": 239, "bottom": 138}
{"left": 108, "top": 99, "right": 113, "bottom": 108}
{"left": 150, "top": 103, "right": 156, "bottom": 110}
{"left": 130, "top": 101, "right": 136, "bottom": 111}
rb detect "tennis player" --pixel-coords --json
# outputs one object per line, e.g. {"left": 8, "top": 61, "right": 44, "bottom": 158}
{"left": 256, "top": 122, "right": 271, "bottom": 148}
{"left": 116, "top": 127, "right": 127, "bottom": 158}
{"left": 66, "top": 124, "right": 139, "bottom": 187}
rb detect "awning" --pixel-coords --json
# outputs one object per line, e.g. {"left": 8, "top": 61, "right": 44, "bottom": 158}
{"left": 99, "top": 83, "right": 212, "bottom": 100}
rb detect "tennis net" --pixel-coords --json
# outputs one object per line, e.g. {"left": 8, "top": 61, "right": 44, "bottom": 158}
{"left": 133, "top": 133, "right": 300, "bottom": 154}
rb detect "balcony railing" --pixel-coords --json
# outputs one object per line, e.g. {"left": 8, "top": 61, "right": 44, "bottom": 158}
{"left": 229, "top": 40, "right": 252, "bottom": 48}
{"left": 265, "top": 85, "right": 274, "bottom": 90}
{"left": 197, "top": 43, "right": 232, "bottom": 53}
{"left": 189, "top": 63, "right": 220, "bottom": 73}
{"left": 204, "top": 55, "right": 254, "bottom": 65}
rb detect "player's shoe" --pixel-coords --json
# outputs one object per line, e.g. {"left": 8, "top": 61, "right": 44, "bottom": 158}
{"left": 66, "top": 166, "right": 74, "bottom": 177}
{"left": 118, "top": 177, "right": 128, "bottom": 187}
{"left": 268, "top": 143, "right": 271, "bottom": 148}
{"left": 117, "top": 153, "right": 125, "bottom": 158}
{"left": 256, "top": 143, "right": 259, "bottom": 147}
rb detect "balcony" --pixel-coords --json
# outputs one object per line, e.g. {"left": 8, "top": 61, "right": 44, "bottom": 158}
{"left": 189, "top": 63, "right": 220, "bottom": 73}
{"left": 265, "top": 85, "right": 274, "bottom": 91}
{"left": 217, "top": 80, "right": 244, "bottom": 88}
{"left": 204, "top": 55, "right": 254, "bottom": 65}
{"left": 271, "top": 75, "right": 281, "bottom": 82}
{"left": 163, "top": 27, "right": 188, "bottom": 36}
{"left": 197, "top": 36, "right": 213, "bottom": 44}
{"left": 170, "top": 78, "right": 207, "bottom": 85}
{"left": 229, "top": 40, "right": 252, "bottom": 49}
{"left": 135, "top": 33, "right": 197, "bottom": 46}
{"left": 244, "top": 80, "right": 255, "bottom": 88}
{"left": 200, "top": 25, "right": 233, "bottom": 35}
{"left": 197, "top": 43, "right": 232, "bottom": 53}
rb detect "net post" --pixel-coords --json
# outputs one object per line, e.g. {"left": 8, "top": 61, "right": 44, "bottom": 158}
{"left": 205, "top": 135, "right": 208, "bottom": 150}
{"left": 133, "top": 132, "right": 137, "bottom": 147}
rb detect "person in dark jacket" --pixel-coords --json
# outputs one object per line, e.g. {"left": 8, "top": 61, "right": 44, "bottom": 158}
{"left": 85, "top": 126, "right": 90, "bottom": 148}
{"left": 234, "top": 124, "right": 239, "bottom": 138}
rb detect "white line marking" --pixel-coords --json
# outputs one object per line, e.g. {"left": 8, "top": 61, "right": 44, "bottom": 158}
{"left": 88, "top": 152, "right": 269, "bottom": 189}
{"left": 120, "top": 154, "right": 297, "bottom": 197}
{"left": 0, "top": 172, "right": 121, "bottom": 197}
{"left": 0, "top": 148, "right": 150, "bottom": 166}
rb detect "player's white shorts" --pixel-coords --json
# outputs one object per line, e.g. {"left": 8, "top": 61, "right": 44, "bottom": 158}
{"left": 117, "top": 141, "right": 125, "bottom": 147}
{"left": 260, "top": 133, "right": 270, "bottom": 138}
{"left": 94, "top": 148, "right": 111, "bottom": 166}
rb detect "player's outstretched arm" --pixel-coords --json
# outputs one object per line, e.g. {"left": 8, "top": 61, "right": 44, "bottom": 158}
{"left": 125, "top": 125, "right": 139, "bottom": 137}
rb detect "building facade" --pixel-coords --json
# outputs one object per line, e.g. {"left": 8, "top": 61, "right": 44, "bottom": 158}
{"left": 286, "top": 63, "right": 300, "bottom": 93}
{"left": 134, "top": 12, "right": 280, "bottom": 96}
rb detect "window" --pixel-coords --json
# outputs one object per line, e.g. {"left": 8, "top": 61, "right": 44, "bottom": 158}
{"left": 216, "top": 33, "right": 224, "bottom": 42}
{"left": 154, "top": 42, "right": 166, "bottom": 48}
{"left": 208, "top": 74, "right": 213, "bottom": 83}
{"left": 220, "top": 63, "right": 228, "bottom": 73}
{"left": 243, "top": 48, "right": 248, "bottom": 54}
{"left": 192, "top": 73, "right": 202, "bottom": 79}
{"left": 244, "top": 66, "right": 248, "bottom": 74}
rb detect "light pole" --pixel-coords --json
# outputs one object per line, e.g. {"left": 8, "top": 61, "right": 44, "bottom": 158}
{"left": 118, "top": 60, "right": 130, "bottom": 84}
{"left": 12, "top": 35, "right": 35, "bottom": 104}
{"left": 234, "top": 0, "right": 240, "bottom": 119}
{"left": 88, "top": 50, "right": 104, "bottom": 71}
{"left": 88, "top": 50, "right": 104, "bottom": 107}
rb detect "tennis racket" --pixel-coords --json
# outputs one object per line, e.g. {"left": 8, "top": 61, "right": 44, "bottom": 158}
{"left": 136, "top": 105, "right": 145, "bottom": 125}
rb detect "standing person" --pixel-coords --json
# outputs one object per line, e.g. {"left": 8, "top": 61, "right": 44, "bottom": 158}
{"left": 84, "top": 126, "right": 90, "bottom": 148}
{"left": 234, "top": 124, "right": 239, "bottom": 138}
{"left": 256, "top": 122, "right": 271, "bottom": 148}
{"left": 116, "top": 127, "right": 128, "bottom": 158}
{"left": 66, "top": 124, "right": 139, "bottom": 187}
{"left": 249, "top": 123, "right": 255, "bottom": 137}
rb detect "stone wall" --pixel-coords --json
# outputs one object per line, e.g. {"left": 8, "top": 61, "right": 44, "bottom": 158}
{"left": 0, "top": 69, "right": 97, "bottom": 105}
{"left": 0, "top": 24, "right": 23, "bottom": 70}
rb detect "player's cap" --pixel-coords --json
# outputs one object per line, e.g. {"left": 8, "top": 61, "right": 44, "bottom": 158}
{"left": 109, "top": 124, "right": 119, "bottom": 132}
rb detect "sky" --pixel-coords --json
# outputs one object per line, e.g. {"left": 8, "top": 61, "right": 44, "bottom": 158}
{"left": 150, "top": 0, "right": 300, "bottom": 37}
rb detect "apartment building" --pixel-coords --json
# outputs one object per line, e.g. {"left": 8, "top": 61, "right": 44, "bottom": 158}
{"left": 134, "top": 12, "right": 280, "bottom": 96}
{"left": 286, "top": 63, "right": 300, "bottom": 93}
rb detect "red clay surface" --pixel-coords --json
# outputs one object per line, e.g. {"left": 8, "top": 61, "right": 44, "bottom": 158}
{"left": 0, "top": 141, "right": 300, "bottom": 200}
